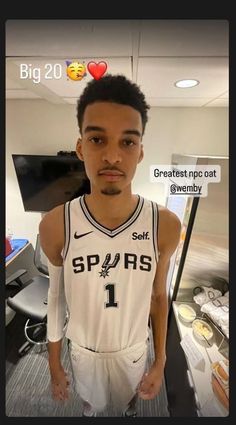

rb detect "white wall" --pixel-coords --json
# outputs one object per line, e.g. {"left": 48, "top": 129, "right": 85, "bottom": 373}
{"left": 133, "top": 107, "right": 229, "bottom": 203}
{"left": 6, "top": 100, "right": 78, "bottom": 246}
{"left": 6, "top": 100, "right": 228, "bottom": 246}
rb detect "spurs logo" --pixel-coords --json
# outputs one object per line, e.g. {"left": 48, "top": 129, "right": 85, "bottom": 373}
{"left": 72, "top": 253, "right": 152, "bottom": 274}
{"left": 99, "top": 253, "right": 120, "bottom": 278}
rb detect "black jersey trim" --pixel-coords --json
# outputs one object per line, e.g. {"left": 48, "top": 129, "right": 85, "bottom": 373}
{"left": 151, "top": 201, "right": 159, "bottom": 263}
{"left": 80, "top": 195, "right": 144, "bottom": 238}
{"left": 63, "top": 201, "right": 71, "bottom": 261}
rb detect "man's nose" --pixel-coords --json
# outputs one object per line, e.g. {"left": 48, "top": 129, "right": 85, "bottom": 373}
{"left": 102, "top": 146, "right": 122, "bottom": 164}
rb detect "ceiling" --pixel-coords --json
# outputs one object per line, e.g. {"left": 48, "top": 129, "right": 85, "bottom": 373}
{"left": 6, "top": 20, "right": 229, "bottom": 107}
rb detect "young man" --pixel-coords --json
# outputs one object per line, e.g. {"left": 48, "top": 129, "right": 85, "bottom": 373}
{"left": 39, "top": 74, "right": 181, "bottom": 417}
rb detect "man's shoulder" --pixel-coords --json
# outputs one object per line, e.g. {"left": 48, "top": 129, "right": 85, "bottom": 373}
{"left": 158, "top": 204, "right": 178, "bottom": 218}
{"left": 39, "top": 204, "right": 65, "bottom": 262}
{"left": 158, "top": 205, "right": 181, "bottom": 229}
{"left": 157, "top": 206, "right": 181, "bottom": 254}
{"left": 39, "top": 204, "right": 65, "bottom": 242}
{"left": 40, "top": 204, "right": 65, "bottom": 227}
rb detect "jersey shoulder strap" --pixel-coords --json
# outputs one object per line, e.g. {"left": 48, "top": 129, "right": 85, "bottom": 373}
{"left": 150, "top": 201, "right": 159, "bottom": 262}
{"left": 62, "top": 200, "right": 71, "bottom": 261}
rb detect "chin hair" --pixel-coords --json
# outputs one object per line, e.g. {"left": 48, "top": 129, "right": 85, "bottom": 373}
{"left": 101, "top": 188, "right": 122, "bottom": 196}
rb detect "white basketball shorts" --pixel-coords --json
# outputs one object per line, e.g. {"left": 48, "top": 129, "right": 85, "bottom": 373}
{"left": 69, "top": 340, "right": 148, "bottom": 413}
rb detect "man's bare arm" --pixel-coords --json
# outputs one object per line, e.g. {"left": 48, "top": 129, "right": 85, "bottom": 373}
{"left": 138, "top": 208, "right": 181, "bottom": 400}
{"left": 39, "top": 205, "right": 69, "bottom": 400}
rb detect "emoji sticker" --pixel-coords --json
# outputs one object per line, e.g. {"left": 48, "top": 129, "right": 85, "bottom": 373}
{"left": 66, "top": 61, "right": 87, "bottom": 81}
{"left": 87, "top": 61, "right": 107, "bottom": 80}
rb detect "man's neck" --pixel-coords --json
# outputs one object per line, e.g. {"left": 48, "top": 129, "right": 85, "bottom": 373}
{"left": 84, "top": 190, "right": 139, "bottom": 229}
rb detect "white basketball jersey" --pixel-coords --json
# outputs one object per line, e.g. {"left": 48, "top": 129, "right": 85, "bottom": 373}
{"left": 62, "top": 195, "right": 159, "bottom": 352}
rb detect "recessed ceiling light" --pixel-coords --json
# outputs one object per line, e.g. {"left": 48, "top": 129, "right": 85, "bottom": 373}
{"left": 175, "top": 79, "right": 199, "bottom": 88}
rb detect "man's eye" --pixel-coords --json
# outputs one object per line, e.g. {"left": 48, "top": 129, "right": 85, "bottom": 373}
{"left": 123, "top": 139, "right": 135, "bottom": 146}
{"left": 89, "top": 137, "right": 102, "bottom": 144}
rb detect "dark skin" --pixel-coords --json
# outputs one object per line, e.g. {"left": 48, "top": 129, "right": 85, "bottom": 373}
{"left": 40, "top": 101, "right": 181, "bottom": 401}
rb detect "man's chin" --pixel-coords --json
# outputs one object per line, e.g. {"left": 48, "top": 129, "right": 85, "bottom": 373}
{"left": 101, "top": 187, "right": 122, "bottom": 196}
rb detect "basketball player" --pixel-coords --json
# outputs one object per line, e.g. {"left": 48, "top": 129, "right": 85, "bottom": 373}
{"left": 39, "top": 75, "right": 181, "bottom": 417}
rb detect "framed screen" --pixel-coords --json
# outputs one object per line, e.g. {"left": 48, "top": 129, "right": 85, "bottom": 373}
{"left": 12, "top": 154, "right": 90, "bottom": 212}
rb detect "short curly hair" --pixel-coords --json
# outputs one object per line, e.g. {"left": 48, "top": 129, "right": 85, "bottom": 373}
{"left": 76, "top": 74, "right": 150, "bottom": 135}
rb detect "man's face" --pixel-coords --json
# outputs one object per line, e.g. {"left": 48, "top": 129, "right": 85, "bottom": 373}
{"left": 76, "top": 102, "right": 144, "bottom": 196}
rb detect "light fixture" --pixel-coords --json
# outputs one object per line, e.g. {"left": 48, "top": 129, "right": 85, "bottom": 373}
{"left": 174, "top": 79, "right": 199, "bottom": 88}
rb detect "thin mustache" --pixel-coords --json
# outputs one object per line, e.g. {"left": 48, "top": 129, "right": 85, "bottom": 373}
{"left": 98, "top": 167, "right": 125, "bottom": 174}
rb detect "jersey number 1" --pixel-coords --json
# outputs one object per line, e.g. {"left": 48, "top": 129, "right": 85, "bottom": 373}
{"left": 105, "top": 283, "right": 118, "bottom": 308}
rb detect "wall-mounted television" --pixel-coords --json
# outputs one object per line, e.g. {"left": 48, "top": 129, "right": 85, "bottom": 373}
{"left": 12, "top": 154, "right": 90, "bottom": 212}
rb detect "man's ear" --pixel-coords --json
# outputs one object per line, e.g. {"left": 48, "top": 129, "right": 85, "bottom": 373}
{"left": 138, "top": 144, "right": 144, "bottom": 164}
{"left": 76, "top": 138, "right": 84, "bottom": 161}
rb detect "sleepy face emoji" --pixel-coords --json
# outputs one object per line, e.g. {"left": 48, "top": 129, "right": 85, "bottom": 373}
{"left": 66, "top": 61, "right": 87, "bottom": 81}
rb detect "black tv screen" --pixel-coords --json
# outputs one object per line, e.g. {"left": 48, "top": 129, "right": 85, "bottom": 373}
{"left": 12, "top": 154, "right": 90, "bottom": 212}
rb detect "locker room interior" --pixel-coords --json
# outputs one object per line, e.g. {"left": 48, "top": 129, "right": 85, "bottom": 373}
{"left": 5, "top": 19, "right": 229, "bottom": 417}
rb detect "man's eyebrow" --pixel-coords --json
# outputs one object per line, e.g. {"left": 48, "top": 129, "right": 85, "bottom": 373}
{"left": 84, "top": 126, "right": 105, "bottom": 133}
{"left": 83, "top": 126, "right": 141, "bottom": 138}
{"left": 122, "top": 129, "right": 141, "bottom": 137}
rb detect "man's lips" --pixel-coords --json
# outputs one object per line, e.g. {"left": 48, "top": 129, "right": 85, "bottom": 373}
{"left": 98, "top": 170, "right": 124, "bottom": 176}
{"left": 98, "top": 170, "right": 124, "bottom": 181}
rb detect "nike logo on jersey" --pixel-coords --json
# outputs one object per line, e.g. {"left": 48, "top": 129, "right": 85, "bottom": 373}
{"left": 74, "top": 231, "right": 93, "bottom": 239}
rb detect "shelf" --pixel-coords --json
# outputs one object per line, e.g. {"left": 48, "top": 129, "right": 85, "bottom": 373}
{"left": 172, "top": 301, "right": 228, "bottom": 417}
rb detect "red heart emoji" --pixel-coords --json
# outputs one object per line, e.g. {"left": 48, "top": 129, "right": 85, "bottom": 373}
{"left": 87, "top": 61, "right": 107, "bottom": 80}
